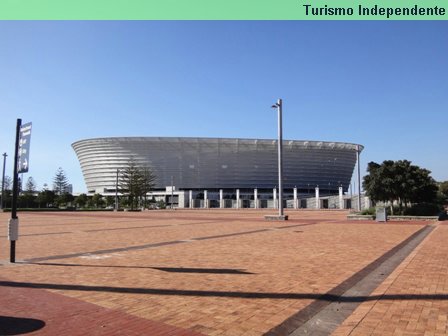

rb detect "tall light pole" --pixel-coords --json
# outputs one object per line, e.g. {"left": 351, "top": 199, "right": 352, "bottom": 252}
{"left": 356, "top": 145, "right": 362, "bottom": 211}
{"left": 272, "top": 99, "right": 284, "bottom": 217}
{"left": 1, "top": 152, "right": 7, "bottom": 210}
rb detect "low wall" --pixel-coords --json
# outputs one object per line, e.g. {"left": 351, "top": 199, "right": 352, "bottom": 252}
{"left": 347, "top": 214, "right": 438, "bottom": 221}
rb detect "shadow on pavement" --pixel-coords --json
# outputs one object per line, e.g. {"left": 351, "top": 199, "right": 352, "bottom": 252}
{"left": 151, "top": 267, "right": 253, "bottom": 274}
{"left": 22, "top": 262, "right": 254, "bottom": 274}
{"left": 0, "top": 316, "right": 45, "bottom": 335}
{"left": 1, "top": 280, "right": 447, "bottom": 302}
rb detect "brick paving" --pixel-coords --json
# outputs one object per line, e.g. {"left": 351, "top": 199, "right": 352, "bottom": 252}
{"left": 0, "top": 210, "right": 441, "bottom": 335}
{"left": 332, "top": 222, "right": 448, "bottom": 336}
{"left": 0, "top": 277, "right": 204, "bottom": 336}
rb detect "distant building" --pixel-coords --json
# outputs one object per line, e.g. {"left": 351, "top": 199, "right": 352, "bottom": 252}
{"left": 72, "top": 137, "right": 363, "bottom": 208}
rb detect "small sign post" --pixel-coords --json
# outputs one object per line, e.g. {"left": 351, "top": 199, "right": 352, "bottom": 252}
{"left": 376, "top": 206, "right": 387, "bottom": 222}
{"left": 9, "top": 119, "right": 32, "bottom": 263}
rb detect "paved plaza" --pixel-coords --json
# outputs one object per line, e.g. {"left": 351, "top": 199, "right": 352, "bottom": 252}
{"left": 0, "top": 210, "right": 445, "bottom": 335}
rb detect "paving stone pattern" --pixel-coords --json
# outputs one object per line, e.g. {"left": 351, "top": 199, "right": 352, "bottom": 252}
{"left": 333, "top": 223, "right": 448, "bottom": 336}
{"left": 0, "top": 210, "right": 440, "bottom": 335}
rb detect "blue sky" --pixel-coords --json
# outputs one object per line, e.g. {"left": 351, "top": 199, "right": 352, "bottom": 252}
{"left": 0, "top": 21, "right": 447, "bottom": 193}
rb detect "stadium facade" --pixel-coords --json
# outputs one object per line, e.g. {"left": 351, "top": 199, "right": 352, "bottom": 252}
{"left": 72, "top": 137, "right": 364, "bottom": 209}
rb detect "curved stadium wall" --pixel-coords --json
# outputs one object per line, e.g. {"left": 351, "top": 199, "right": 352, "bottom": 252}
{"left": 72, "top": 137, "right": 363, "bottom": 195}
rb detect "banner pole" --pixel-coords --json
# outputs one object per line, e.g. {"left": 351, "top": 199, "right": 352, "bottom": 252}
{"left": 10, "top": 118, "right": 22, "bottom": 263}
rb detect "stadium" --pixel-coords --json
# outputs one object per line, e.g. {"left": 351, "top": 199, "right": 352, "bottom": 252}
{"left": 72, "top": 137, "right": 363, "bottom": 209}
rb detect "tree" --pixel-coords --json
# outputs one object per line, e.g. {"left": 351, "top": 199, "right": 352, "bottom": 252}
{"left": 141, "top": 167, "right": 157, "bottom": 207}
{"left": 56, "top": 192, "right": 74, "bottom": 207}
{"left": 119, "top": 160, "right": 156, "bottom": 210}
{"left": 75, "top": 193, "right": 88, "bottom": 208}
{"left": 21, "top": 176, "right": 37, "bottom": 208}
{"left": 36, "top": 189, "right": 56, "bottom": 208}
{"left": 1, "top": 175, "right": 13, "bottom": 208}
{"left": 439, "top": 181, "right": 448, "bottom": 200}
{"left": 363, "top": 160, "right": 438, "bottom": 215}
{"left": 1, "top": 190, "right": 12, "bottom": 208}
{"left": 105, "top": 196, "right": 115, "bottom": 208}
{"left": 1, "top": 175, "right": 12, "bottom": 191}
{"left": 119, "top": 160, "right": 139, "bottom": 210}
{"left": 92, "top": 193, "right": 105, "bottom": 208}
{"left": 53, "top": 167, "right": 69, "bottom": 195}
{"left": 25, "top": 177, "right": 37, "bottom": 193}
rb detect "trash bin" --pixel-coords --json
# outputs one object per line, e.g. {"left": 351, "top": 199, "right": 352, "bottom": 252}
{"left": 376, "top": 206, "right": 387, "bottom": 222}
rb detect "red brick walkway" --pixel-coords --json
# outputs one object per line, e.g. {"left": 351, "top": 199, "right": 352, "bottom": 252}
{"left": 0, "top": 210, "right": 438, "bottom": 335}
{"left": 333, "top": 223, "right": 448, "bottom": 336}
{"left": 0, "top": 277, "right": 204, "bottom": 335}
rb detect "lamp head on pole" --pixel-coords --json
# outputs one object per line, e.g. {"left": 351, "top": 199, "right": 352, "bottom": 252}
{"left": 271, "top": 99, "right": 282, "bottom": 109}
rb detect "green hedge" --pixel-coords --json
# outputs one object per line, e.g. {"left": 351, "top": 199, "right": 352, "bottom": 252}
{"left": 361, "top": 207, "right": 376, "bottom": 216}
{"left": 1, "top": 208, "right": 115, "bottom": 212}
{"left": 403, "top": 203, "right": 442, "bottom": 216}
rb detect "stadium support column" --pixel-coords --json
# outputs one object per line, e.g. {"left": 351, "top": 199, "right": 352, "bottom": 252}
{"left": 293, "top": 187, "right": 298, "bottom": 209}
{"left": 170, "top": 176, "right": 174, "bottom": 209}
{"left": 236, "top": 189, "right": 240, "bottom": 209}
{"left": 189, "top": 190, "right": 193, "bottom": 209}
{"left": 204, "top": 190, "right": 208, "bottom": 208}
{"left": 273, "top": 188, "right": 277, "bottom": 209}
{"left": 315, "top": 186, "right": 320, "bottom": 209}
{"left": 219, "top": 189, "right": 224, "bottom": 208}
{"left": 115, "top": 169, "right": 119, "bottom": 211}
{"left": 339, "top": 186, "right": 344, "bottom": 209}
{"left": 254, "top": 188, "right": 258, "bottom": 209}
